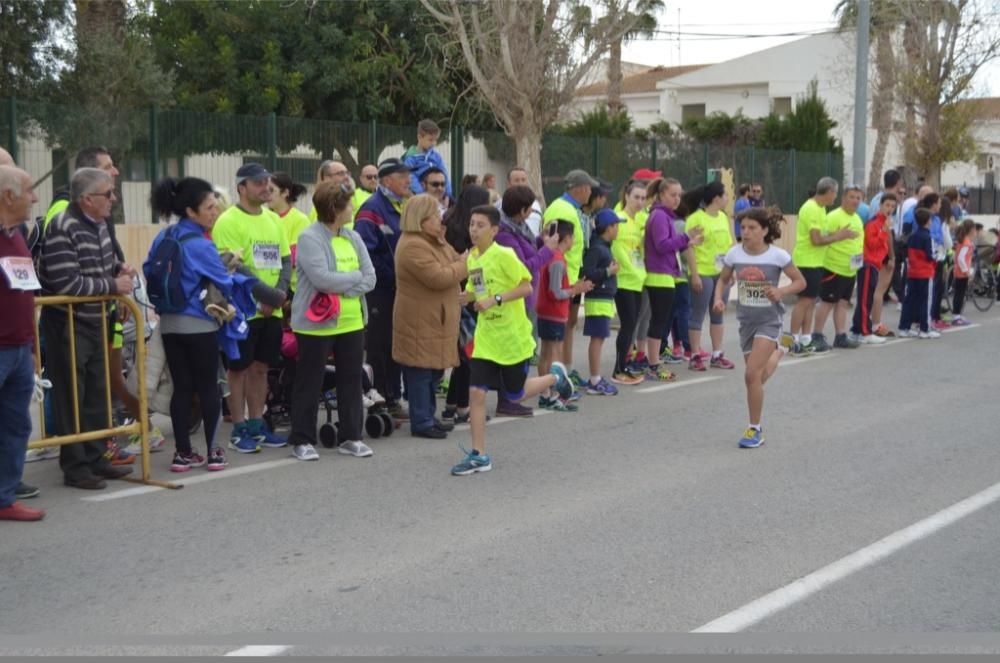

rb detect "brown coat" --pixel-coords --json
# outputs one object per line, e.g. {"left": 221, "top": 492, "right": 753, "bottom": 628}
{"left": 392, "top": 231, "right": 468, "bottom": 369}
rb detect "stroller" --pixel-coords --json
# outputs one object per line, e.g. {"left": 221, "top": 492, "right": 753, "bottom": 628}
{"left": 265, "top": 330, "right": 397, "bottom": 448}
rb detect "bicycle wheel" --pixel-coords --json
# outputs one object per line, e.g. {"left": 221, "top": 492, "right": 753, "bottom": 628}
{"left": 971, "top": 268, "right": 995, "bottom": 312}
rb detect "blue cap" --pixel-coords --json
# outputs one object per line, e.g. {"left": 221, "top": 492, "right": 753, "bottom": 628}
{"left": 236, "top": 162, "right": 270, "bottom": 184}
{"left": 594, "top": 208, "right": 622, "bottom": 232}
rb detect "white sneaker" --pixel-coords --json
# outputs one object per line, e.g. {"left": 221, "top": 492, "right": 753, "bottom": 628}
{"left": 292, "top": 443, "right": 320, "bottom": 461}
{"left": 123, "top": 426, "right": 167, "bottom": 455}
{"left": 924, "top": 330, "right": 941, "bottom": 338}
{"left": 860, "top": 334, "right": 887, "bottom": 345}
{"left": 25, "top": 446, "right": 60, "bottom": 463}
{"left": 337, "top": 440, "right": 373, "bottom": 457}
{"left": 897, "top": 329, "right": 913, "bottom": 338}
{"left": 365, "top": 389, "right": 386, "bottom": 407}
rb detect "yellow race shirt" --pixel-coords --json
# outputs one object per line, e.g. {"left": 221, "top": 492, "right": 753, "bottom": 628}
{"left": 277, "top": 207, "right": 312, "bottom": 292}
{"left": 793, "top": 198, "right": 828, "bottom": 268}
{"left": 212, "top": 205, "right": 291, "bottom": 319}
{"left": 466, "top": 243, "right": 535, "bottom": 365}
{"left": 543, "top": 196, "right": 586, "bottom": 285}
{"left": 295, "top": 236, "right": 364, "bottom": 336}
{"left": 686, "top": 208, "right": 733, "bottom": 277}
{"left": 611, "top": 210, "right": 646, "bottom": 292}
{"left": 822, "top": 208, "right": 864, "bottom": 277}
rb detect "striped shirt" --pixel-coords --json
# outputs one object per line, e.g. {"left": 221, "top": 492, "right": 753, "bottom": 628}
{"left": 39, "top": 202, "right": 119, "bottom": 325}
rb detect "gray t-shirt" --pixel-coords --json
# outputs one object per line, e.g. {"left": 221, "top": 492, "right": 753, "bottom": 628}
{"left": 723, "top": 244, "right": 791, "bottom": 326}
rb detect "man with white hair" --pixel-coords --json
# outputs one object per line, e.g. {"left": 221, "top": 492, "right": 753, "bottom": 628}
{"left": 38, "top": 167, "right": 136, "bottom": 490}
{"left": 0, "top": 166, "right": 45, "bottom": 520}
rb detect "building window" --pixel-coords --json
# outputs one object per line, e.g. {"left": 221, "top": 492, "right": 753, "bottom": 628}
{"left": 681, "top": 103, "right": 706, "bottom": 122}
{"left": 772, "top": 97, "right": 792, "bottom": 116}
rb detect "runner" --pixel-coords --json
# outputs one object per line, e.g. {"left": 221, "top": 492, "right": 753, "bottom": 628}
{"left": 713, "top": 207, "right": 805, "bottom": 449}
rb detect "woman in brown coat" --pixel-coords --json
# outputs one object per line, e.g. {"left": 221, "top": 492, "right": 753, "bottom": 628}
{"left": 393, "top": 194, "right": 468, "bottom": 439}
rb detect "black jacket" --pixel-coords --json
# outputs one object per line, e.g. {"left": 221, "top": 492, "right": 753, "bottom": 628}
{"left": 581, "top": 234, "right": 617, "bottom": 301}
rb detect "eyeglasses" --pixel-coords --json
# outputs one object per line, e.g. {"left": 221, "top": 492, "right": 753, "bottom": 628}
{"left": 89, "top": 190, "right": 116, "bottom": 200}
{"left": 362, "top": 174, "right": 378, "bottom": 180}
{"left": 426, "top": 181, "right": 446, "bottom": 188}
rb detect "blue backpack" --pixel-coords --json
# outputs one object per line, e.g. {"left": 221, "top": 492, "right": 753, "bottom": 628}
{"left": 144, "top": 227, "right": 201, "bottom": 314}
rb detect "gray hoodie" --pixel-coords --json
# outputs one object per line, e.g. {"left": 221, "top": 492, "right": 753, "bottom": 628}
{"left": 290, "top": 222, "right": 377, "bottom": 334}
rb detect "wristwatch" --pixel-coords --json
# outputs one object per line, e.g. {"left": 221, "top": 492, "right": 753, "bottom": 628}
{"left": 494, "top": 294, "right": 503, "bottom": 306}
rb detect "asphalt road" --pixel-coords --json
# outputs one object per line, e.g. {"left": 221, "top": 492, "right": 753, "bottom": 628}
{"left": 3, "top": 302, "right": 1000, "bottom": 655}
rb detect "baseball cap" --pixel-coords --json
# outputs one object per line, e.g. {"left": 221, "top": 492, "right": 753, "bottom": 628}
{"left": 236, "top": 162, "right": 270, "bottom": 184}
{"left": 565, "top": 169, "right": 599, "bottom": 189}
{"left": 593, "top": 208, "right": 622, "bottom": 232}
{"left": 377, "top": 158, "right": 412, "bottom": 178}
{"left": 306, "top": 292, "right": 341, "bottom": 323}
{"left": 631, "top": 168, "right": 662, "bottom": 181}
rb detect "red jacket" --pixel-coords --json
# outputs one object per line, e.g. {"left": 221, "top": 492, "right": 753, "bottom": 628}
{"left": 536, "top": 251, "right": 571, "bottom": 323}
{"left": 863, "top": 214, "right": 892, "bottom": 267}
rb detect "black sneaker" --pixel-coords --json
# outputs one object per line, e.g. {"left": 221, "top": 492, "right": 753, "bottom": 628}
{"left": 810, "top": 333, "right": 832, "bottom": 353}
{"left": 412, "top": 427, "right": 447, "bottom": 440}
{"left": 433, "top": 418, "right": 455, "bottom": 432}
{"left": 15, "top": 482, "right": 40, "bottom": 499}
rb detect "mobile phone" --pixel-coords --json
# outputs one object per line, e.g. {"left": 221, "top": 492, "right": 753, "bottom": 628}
{"left": 548, "top": 223, "right": 556, "bottom": 237}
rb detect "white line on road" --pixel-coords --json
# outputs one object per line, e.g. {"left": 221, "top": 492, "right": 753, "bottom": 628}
{"left": 779, "top": 353, "right": 834, "bottom": 367}
{"left": 692, "top": 478, "right": 1000, "bottom": 633}
{"left": 453, "top": 409, "right": 553, "bottom": 430}
{"left": 635, "top": 376, "right": 721, "bottom": 394}
{"left": 941, "top": 323, "right": 980, "bottom": 333}
{"left": 224, "top": 645, "right": 292, "bottom": 656}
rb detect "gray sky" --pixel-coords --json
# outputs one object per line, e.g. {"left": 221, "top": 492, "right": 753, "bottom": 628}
{"left": 621, "top": 0, "right": 1000, "bottom": 97}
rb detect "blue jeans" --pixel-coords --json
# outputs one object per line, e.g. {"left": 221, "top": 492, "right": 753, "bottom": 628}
{"left": 401, "top": 366, "right": 441, "bottom": 433}
{"left": 0, "top": 344, "right": 35, "bottom": 508}
{"left": 667, "top": 281, "right": 692, "bottom": 351}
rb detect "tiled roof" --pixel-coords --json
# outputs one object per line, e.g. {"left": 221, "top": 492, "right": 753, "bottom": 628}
{"left": 576, "top": 64, "right": 709, "bottom": 97}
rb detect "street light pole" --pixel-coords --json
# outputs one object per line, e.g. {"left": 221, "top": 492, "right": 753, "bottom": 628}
{"left": 852, "top": 0, "right": 871, "bottom": 188}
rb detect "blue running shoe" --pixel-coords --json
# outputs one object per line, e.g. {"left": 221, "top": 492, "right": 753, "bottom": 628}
{"left": 451, "top": 449, "right": 492, "bottom": 476}
{"left": 549, "top": 361, "right": 574, "bottom": 400}
{"left": 585, "top": 377, "right": 619, "bottom": 396}
{"left": 248, "top": 419, "right": 287, "bottom": 448}
{"left": 228, "top": 424, "right": 261, "bottom": 454}
{"left": 739, "top": 427, "right": 765, "bottom": 449}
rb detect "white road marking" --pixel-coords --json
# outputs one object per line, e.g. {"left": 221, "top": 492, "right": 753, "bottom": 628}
{"left": 779, "top": 353, "right": 834, "bottom": 366}
{"left": 941, "top": 323, "right": 980, "bottom": 333}
{"left": 635, "top": 376, "right": 721, "bottom": 394}
{"left": 224, "top": 645, "right": 292, "bottom": 656}
{"left": 453, "top": 409, "right": 553, "bottom": 430}
{"left": 693, "top": 478, "right": 1000, "bottom": 633}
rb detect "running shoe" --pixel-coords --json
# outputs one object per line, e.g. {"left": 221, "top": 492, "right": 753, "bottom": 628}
{"left": 292, "top": 444, "right": 320, "bottom": 461}
{"left": 495, "top": 400, "right": 534, "bottom": 417}
{"left": 441, "top": 407, "right": 457, "bottom": 422}
{"left": 896, "top": 328, "right": 914, "bottom": 338}
{"left": 611, "top": 371, "right": 644, "bottom": 385}
{"left": 710, "top": 353, "right": 735, "bottom": 369}
{"left": 833, "top": 334, "right": 860, "bottom": 349}
{"left": 206, "top": 448, "right": 228, "bottom": 471}
{"left": 228, "top": 424, "right": 261, "bottom": 454}
{"left": 104, "top": 440, "right": 136, "bottom": 466}
{"left": 918, "top": 330, "right": 942, "bottom": 339}
{"left": 337, "top": 440, "right": 374, "bottom": 457}
{"left": 645, "top": 364, "right": 677, "bottom": 382}
{"left": 15, "top": 482, "right": 40, "bottom": 499}
{"left": 170, "top": 450, "right": 206, "bottom": 473}
{"left": 951, "top": 317, "right": 971, "bottom": 327}
{"left": 249, "top": 419, "right": 287, "bottom": 448}
{"left": 585, "top": 377, "right": 618, "bottom": 395}
{"left": 451, "top": 449, "right": 492, "bottom": 476}
{"left": 859, "top": 334, "right": 887, "bottom": 345}
{"left": 363, "top": 388, "right": 387, "bottom": 408}
{"left": 568, "top": 368, "right": 586, "bottom": 388}
{"left": 122, "top": 425, "right": 167, "bottom": 456}
{"left": 931, "top": 319, "right": 949, "bottom": 331}
{"left": 567, "top": 389, "right": 583, "bottom": 402}
{"left": 627, "top": 356, "right": 651, "bottom": 374}
{"left": 739, "top": 427, "right": 765, "bottom": 449}
{"left": 25, "top": 446, "right": 60, "bottom": 463}
{"left": 810, "top": 334, "right": 832, "bottom": 353}
{"left": 779, "top": 333, "right": 795, "bottom": 354}
{"left": 873, "top": 325, "right": 895, "bottom": 337}
{"left": 549, "top": 361, "right": 574, "bottom": 400}
{"left": 539, "top": 395, "right": 578, "bottom": 412}
{"left": 688, "top": 354, "right": 707, "bottom": 371}
{"left": 660, "top": 348, "right": 684, "bottom": 364}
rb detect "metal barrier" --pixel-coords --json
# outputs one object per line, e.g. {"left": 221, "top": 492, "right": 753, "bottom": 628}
{"left": 27, "top": 294, "right": 180, "bottom": 490}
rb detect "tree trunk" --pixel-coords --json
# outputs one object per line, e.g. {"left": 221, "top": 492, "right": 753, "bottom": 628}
{"left": 607, "top": 39, "right": 624, "bottom": 114}
{"left": 513, "top": 129, "right": 545, "bottom": 208}
{"left": 867, "top": 29, "right": 896, "bottom": 192}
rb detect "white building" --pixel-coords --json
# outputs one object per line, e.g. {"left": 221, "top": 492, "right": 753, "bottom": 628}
{"left": 941, "top": 97, "right": 1000, "bottom": 188}
{"left": 569, "top": 64, "right": 708, "bottom": 129}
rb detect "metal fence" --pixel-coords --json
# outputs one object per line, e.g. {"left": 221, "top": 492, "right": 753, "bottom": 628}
{"left": 3, "top": 97, "right": 843, "bottom": 222}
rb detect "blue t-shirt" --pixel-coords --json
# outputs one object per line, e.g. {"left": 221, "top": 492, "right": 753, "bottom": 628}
{"left": 857, "top": 201, "right": 872, "bottom": 223}
{"left": 733, "top": 198, "right": 751, "bottom": 238}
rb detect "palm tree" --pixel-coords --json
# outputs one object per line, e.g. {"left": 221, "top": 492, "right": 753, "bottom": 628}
{"left": 835, "top": 0, "right": 901, "bottom": 192}
{"left": 600, "top": 0, "right": 663, "bottom": 114}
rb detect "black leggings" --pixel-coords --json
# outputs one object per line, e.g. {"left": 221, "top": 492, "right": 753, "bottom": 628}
{"left": 446, "top": 355, "right": 470, "bottom": 409}
{"left": 646, "top": 285, "right": 676, "bottom": 342}
{"left": 162, "top": 332, "right": 222, "bottom": 454}
{"left": 291, "top": 330, "right": 365, "bottom": 445}
{"left": 953, "top": 276, "right": 968, "bottom": 316}
{"left": 614, "top": 289, "right": 642, "bottom": 374}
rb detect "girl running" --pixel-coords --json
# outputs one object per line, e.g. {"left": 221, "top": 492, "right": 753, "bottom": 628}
{"left": 686, "top": 181, "right": 736, "bottom": 371}
{"left": 713, "top": 207, "right": 805, "bottom": 449}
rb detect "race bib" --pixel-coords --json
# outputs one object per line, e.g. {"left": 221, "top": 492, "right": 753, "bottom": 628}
{"left": 469, "top": 267, "right": 487, "bottom": 298}
{"left": 0, "top": 257, "right": 41, "bottom": 291}
{"left": 252, "top": 243, "right": 281, "bottom": 270}
{"left": 849, "top": 254, "right": 863, "bottom": 270}
{"left": 714, "top": 254, "right": 726, "bottom": 271}
{"left": 737, "top": 278, "right": 770, "bottom": 307}
{"left": 630, "top": 249, "right": 644, "bottom": 269}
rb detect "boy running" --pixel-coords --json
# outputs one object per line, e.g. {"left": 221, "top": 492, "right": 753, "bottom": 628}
{"left": 454, "top": 206, "right": 574, "bottom": 476}
{"left": 714, "top": 207, "right": 805, "bottom": 449}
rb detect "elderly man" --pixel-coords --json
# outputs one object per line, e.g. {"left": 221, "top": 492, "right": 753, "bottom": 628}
{"left": 212, "top": 163, "right": 291, "bottom": 453}
{"left": 308, "top": 160, "right": 352, "bottom": 221}
{"left": 355, "top": 157, "right": 412, "bottom": 419}
{"left": 38, "top": 168, "right": 135, "bottom": 490}
{"left": 542, "top": 169, "right": 598, "bottom": 388}
{"left": 0, "top": 166, "right": 45, "bottom": 521}
{"left": 352, "top": 163, "right": 378, "bottom": 213}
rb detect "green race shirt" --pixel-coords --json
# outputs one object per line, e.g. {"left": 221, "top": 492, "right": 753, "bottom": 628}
{"left": 793, "top": 198, "right": 828, "bottom": 268}
{"left": 43, "top": 199, "right": 70, "bottom": 232}
{"left": 686, "top": 208, "right": 733, "bottom": 277}
{"left": 212, "top": 205, "right": 291, "bottom": 319}
{"left": 278, "top": 206, "right": 312, "bottom": 292}
{"left": 543, "top": 196, "right": 586, "bottom": 285}
{"left": 466, "top": 243, "right": 535, "bottom": 365}
{"left": 296, "top": 236, "right": 364, "bottom": 336}
{"left": 822, "top": 207, "right": 864, "bottom": 277}
{"left": 611, "top": 210, "right": 646, "bottom": 292}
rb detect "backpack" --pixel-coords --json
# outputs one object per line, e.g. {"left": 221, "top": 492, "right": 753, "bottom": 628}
{"left": 144, "top": 226, "right": 201, "bottom": 314}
